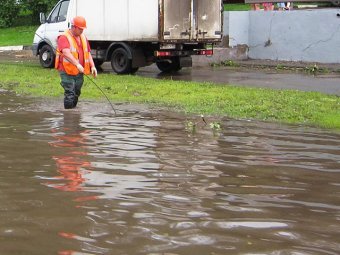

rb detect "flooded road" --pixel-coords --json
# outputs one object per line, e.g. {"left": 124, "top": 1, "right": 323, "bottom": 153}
{"left": 1, "top": 90, "right": 339, "bottom": 254}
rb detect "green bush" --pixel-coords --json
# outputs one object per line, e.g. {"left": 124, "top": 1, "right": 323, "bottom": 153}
{"left": 0, "top": 0, "right": 59, "bottom": 28}
{"left": 0, "top": 0, "right": 20, "bottom": 28}
{"left": 20, "top": 0, "right": 52, "bottom": 24}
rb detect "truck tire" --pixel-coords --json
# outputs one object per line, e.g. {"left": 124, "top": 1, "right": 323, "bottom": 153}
{"left": 156, "top": 57, "right": 182, "bottom": 73}
{"left": 39, "top": 44, "right": 55, "bottom": 68}
{"left": 111, "top": 47, "right": 134, "bottom": 74}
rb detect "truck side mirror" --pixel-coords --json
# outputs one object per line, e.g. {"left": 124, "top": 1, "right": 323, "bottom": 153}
{"left": 40, "top": 13, "right": 46, "bottom": 24}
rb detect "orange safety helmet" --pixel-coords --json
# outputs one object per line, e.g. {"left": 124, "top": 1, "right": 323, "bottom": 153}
{"left": 71, "top": 16, "right": 87, "bottom": 29}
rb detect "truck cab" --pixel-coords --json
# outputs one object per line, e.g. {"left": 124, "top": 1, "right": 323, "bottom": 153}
{"left": 33, "top": 0, "right": 70, "bottom": 68}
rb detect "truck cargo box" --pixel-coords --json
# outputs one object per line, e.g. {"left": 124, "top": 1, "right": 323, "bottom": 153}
{"left": 71, "top": 0, "right": 222, "bottom": 42}
{"left": 71, "top": 0, "right": 159, "bottom": 41}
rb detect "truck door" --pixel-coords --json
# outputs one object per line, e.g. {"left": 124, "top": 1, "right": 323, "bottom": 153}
{"left": 44, "top": 0, "right": 70, "bottom": 49}
{"left": 195, "top": 0, "right": 222, "bottom": 40}
{"left": 35, "top": 0, "right": 70, "bottom": 68}
{"left": 162, "top": 0, "right": 192, "bottom": 40}
{"left": 162, "top": 0, "right": 222, "bottom": 41}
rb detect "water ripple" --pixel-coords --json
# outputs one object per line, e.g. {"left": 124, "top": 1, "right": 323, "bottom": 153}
{"left": 1, "top": 93, "right": 339, "bottom": 254}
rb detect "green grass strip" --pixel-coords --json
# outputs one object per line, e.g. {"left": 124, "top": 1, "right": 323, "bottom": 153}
{"left": 0, "top": 26, "right": 38, "bottom": 47}
{"left": 0, "top": 63, "right": 339, "bottom": 130}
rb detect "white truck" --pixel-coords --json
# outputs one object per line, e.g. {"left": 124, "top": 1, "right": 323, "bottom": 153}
{"left": 33, "top": 0, "right": 223, "bottom": 74}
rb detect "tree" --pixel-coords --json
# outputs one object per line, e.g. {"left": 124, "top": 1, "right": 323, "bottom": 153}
{"left": 0, "top": 0, "right": 59, "bottom": 27}
{"left": 20, "top": 0, "right": 59, "bottom": 24}
{"left": 0, "top": 0, "right": 20, "bottom": 28}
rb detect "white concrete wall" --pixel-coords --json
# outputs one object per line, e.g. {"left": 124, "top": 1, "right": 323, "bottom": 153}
{"left": 225, "top": 9, "right": 340, "bottom": 63}
{"left": 225, "top": 11, "right": 250, "bottom": 46}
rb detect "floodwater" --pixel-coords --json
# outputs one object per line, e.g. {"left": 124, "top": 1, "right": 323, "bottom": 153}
{"left": 0, "top": 90, "right": 340, "bottom": 255}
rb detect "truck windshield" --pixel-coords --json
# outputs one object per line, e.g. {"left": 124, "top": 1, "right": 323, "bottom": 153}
{"left": 48, "top": 0, "right": 70, "bottom": 23}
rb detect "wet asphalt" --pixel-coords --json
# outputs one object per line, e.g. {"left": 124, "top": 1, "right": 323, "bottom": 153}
{"left": 126, "top": 64, "right": 340, "bottom": 96}
{"left": 1, "top": 50, "right": 340, "bottom": 96}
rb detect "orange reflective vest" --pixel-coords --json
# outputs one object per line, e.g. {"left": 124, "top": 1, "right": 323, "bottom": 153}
{"left": 55, "top": 29, "right": 91, "bottom": 75}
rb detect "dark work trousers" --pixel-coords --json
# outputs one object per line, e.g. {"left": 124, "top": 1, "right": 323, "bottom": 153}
{"left": 59, "top": 71, "right": 84, "bottom": 109}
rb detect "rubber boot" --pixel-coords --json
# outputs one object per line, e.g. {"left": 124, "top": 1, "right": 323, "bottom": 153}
{"left": 73, "top": 96, "right": 79, "bottom": 108}
{"left": 64, "top": 97, "right": 75, "bottom": 109}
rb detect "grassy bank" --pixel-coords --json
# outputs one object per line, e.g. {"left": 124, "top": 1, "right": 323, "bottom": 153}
{"left": 0, "top": 63, "right": 339, "bottom": 130}
{"left": 0, "top": 26, "right": 38, "bottom": 47}
{"left": 224, "top": 4, "right": 251, "bottom": 11}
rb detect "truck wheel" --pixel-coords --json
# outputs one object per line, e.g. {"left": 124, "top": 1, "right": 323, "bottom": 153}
{"left": 39, "top": 44, "right": 55, "bottom": 68}
{"left": 156, "top": 57, "right": 182, "bottom": 73}
{"left": 111, "top": 48, "right": 133, "bottom": 74}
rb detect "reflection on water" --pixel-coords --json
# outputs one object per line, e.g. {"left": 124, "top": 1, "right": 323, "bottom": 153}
{"left": 0, "top": 91, "right": 340, "bottom": 255}
{"left": 48, "top": 112, "right": 92, "bottom": 193}
{"left": 46, "top": 111, "right": 159, "bottom": 202}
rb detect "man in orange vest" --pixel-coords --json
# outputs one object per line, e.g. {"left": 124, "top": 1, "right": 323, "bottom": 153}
{"left": 55, "top": 16, "right": 97, "bottom": 109}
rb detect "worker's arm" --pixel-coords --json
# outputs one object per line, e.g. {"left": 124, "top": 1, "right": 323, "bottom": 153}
{"left": 61, "top": 48, "right": 84, "bottom": 73}
{"left": 88, "top": 51, "right": 97, "bottom": 78}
